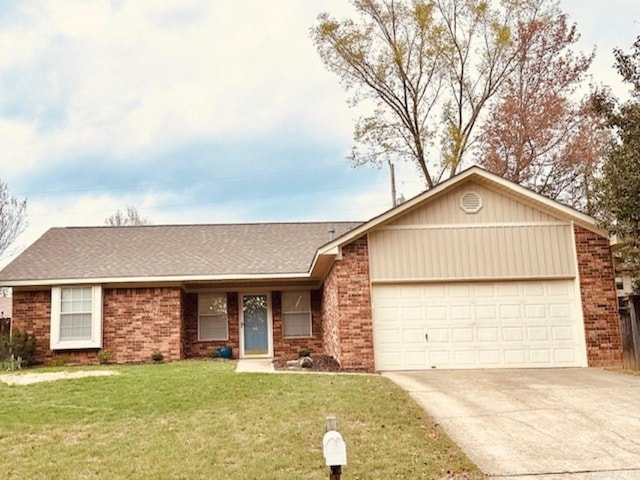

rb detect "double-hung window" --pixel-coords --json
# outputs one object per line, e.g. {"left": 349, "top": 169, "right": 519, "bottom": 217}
{"left": 198, "top": 293, "right": 228, "bottom": 341}
{"left": 282, "top": 291, "right": 312, "bottom": 338}
{"left": 50, "top": 286, "right": 103, "bottom": 349}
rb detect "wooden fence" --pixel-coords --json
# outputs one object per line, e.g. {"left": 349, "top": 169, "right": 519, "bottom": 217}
{"left": 620, "top": 295, "right": 640, "bottom": 370}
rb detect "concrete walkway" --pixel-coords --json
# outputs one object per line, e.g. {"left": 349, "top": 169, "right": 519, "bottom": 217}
{"left": 385, "top": 369, "right": 640, "bottom": 479}
{"left": 235, "top": 358, "right": 275, "bottom": 373}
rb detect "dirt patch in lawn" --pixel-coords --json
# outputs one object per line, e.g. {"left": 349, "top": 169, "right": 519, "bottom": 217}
{"left": 0, "top": 370, "right": 118, "bottom": 386}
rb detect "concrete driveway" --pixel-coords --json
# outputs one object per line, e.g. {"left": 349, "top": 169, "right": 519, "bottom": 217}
{"left": 384, "top": 369, "right": 640, "bottom": 479}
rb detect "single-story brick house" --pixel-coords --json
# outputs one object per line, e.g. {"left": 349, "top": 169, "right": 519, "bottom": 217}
{"left": 0, "top": 167, "right": 622, "bottom": 370}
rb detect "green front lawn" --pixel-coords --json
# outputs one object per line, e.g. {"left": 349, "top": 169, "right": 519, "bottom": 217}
{"left": 0, "top": 361, "right": 483, "bottom": 479}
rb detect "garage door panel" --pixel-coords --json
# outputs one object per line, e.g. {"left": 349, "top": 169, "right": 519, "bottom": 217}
{"left": 376, "top": 328, "right": 400, "bottom": 344}
{"left": 498, "top": 283, "right": 520, "bottom": 296}
{"left": 478, "top": 327, "right": 499, "bottom": 342}
{"left": 401, "top": 328, "right": 423, "bottom": 343}
{"left": 426, "top": 305, "right": 447, "bottom": 320}
{"left": 475, "top": 305, "right": 497, "bottom": 319}
{"left": 400, "top": 305, "right": 422, "bottom": 322}
{"left": 454, "top": 350, "right": 476, "bottom": 364}
{"left": 530, "top": 349, "right": 552, "bottom": 363}
{"left": 527, "top": 326, "right": 549, "bottom": 341}
{"left": 525, "top": 304, "right": 546, "bottom": 318}
{"left": 372, "top": 280, "right": 586, "bottom": 370}
{"left": 429, "top": 350, "right": 451, "bottom": 365}
{"left": 449, "top": 284, "right": 472, "bottom": 297}
{"left": 427, "top": 328, "right": 449, "bottom": 343}
{"left": 550, "top": 304, "right": 571, "bottom": 318}
{"left": 452, "top": 328, "right": 474, "bottom": 342}
{"left": 504, "top": 349, "right": 526, "bottom": 364}
{"left": 405, "top": 350, "right": 427, "bottom": 367}
{"left": 474, "top": 284, "right": 496, "bottom": 297}
{"left": 554, "top": 349, "right": 577, "bottom": 363}
{"left": 478, "top": 350, "right": 501, "bottom": 364}
{"left": 451, "top": 305, "right": 472, "bottom": 319}
{"left": 551, "top": 326, "right": 574, "bottom": 341}
{"left": 500, "top": 304, "right": 522, "bottom": 319}
{"left": 548, "top": 281, "right": 570, "bottom": 295}
{"left": 503, "top": 327, "right": 524, "bottom": 342}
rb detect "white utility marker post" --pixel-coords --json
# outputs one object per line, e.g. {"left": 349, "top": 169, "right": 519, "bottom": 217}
{"left": 323, "top": 414, "right": 347, "bottom": 480}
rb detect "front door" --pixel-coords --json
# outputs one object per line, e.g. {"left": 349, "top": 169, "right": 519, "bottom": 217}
{"left": 241, "top": 294, "right": 270, "bottom": 356}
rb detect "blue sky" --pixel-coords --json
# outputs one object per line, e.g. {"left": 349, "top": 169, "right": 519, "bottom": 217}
{"left": 1, "top": 0, "right": 639, "bottom": 265}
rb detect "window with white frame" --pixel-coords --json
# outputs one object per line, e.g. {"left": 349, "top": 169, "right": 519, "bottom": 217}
{"left": 50, "top": 286, "right": 103, "bottom": 350}
{"left": 198, "top": 293, "right": 228, "bottom": 341}
{"left": 282, "top": 291, "right": 312, "bottom": 338}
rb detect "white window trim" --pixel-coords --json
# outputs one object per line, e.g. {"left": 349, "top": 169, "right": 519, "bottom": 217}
{"left": 50, "top": 285, "right": 103, "bottom": 350}
{"left": 282, "top": 291, "right": 312, "bottom": 339}
{"left": 198, "top": 293, "right": 229, "bottom": 341}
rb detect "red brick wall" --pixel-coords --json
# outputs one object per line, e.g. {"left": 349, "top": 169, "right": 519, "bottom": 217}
{"left": 103, "top": 287, "right": 183, "bottom": 363}
{"left": 322, "top": 262, "right": 341, "bottom": 363}
{"left": 182, "top": 292, "right": 239, "bottom": 358}
{"left": 272, "top": 290, "right": 324, "bottom": 358}
{"left": 12, "top": 290, "right": 53, "bottom": 364}
{"left": 321, "top": 236, "right": 374, "bottom": 371}
{"left": 574, "top": 226, "right": 623, "bottom": 367}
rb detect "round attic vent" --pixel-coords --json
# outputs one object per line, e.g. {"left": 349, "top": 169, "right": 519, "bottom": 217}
{"left": 460, "top": 191, "right": 482, "bottom": 214}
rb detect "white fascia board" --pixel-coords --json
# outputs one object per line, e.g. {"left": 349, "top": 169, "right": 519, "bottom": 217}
{"left": 4, "top": 272, "right": 311, "bottom": 287}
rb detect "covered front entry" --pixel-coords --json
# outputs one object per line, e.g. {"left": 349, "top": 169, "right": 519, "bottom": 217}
{"left": 372, "top": 279, "right": 588, "bottom": 370}
{"left": 240, "top": 293, "right": 273, "bottom": 357}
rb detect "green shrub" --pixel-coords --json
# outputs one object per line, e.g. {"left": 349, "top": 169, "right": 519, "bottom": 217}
{"left": 0, "top": 333, "right": 9, "bottom": 361}
{"left": 206, "top": 349, "right": 220, "bottom": 359}
{"left": 3, "top": 354, "right": 23, "bottom": 372}
{"left": 48, "top": 355, "right": 71, "bottom": 367}
{"left": 298, "top": 348, "right": 311, "bottom": 358}
{"left": 0, "top": 330, "right": 37, "bottom": 366}
{"left": 10, "top": 330, "right": 37, "bottom": 366}
{"left": 97, "top": 349, "right": 115, "bottom": 364}
{"left": 151, "top": 352, "right": 164, "bottom": 363}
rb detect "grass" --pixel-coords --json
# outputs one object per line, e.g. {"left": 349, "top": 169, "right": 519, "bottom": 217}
{"left": 0, "top": 361, "right": 484, "bottom": 479}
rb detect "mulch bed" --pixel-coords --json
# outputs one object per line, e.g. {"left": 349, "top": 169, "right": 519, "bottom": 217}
{"left": 272, "top": 355, "right": 342, "bottom": 372}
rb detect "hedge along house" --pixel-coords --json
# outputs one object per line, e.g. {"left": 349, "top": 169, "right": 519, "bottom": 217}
{"left": 0, "top": 167, "right": 622, "bottom": 370}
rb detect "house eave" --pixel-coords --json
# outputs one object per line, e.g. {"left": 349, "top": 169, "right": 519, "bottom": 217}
{"left": 3, "top": 272, "right": 315, "bottom": 288}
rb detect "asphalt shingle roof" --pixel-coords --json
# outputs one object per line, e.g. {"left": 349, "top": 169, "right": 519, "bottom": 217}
{"left": 0, "top": 222, "right": 362, "bottom": 282}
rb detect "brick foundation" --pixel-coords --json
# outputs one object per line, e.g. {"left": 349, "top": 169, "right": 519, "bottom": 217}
{"left": 574, "top": 226, "right": 623, "bottom": 367}
{"left": 321, "top": 236, "right": 374, "bottom": 371}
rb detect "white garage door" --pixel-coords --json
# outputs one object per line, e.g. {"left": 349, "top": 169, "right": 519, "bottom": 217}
{"left": 372, "top": 280, "right": 587, "bottom": 371}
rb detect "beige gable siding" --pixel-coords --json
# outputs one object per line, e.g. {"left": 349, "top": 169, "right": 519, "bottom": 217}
{"left": 369, "top": 181, "right": 576, "bottom": 282}
{"left": 393, "top": 182, "right": 560, "bottom": 225}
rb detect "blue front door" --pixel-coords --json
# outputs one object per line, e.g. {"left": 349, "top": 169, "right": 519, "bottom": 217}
{"left": 243, "top": 294, "right": 269, "bottom": 355}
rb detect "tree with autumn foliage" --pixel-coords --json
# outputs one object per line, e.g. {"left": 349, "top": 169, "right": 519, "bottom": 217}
{"left": 477, "top": 11, "right": 605, "bottom": 210}
{"left": 593, "top": 36, "right": 640, "bottom": 290}
{"left": 312, "top": 0, "right": 576, "bottom": 189}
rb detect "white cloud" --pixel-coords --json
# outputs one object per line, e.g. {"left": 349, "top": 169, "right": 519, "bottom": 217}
{"left": 0, "top": 0, "right": 354, "bottom": 180}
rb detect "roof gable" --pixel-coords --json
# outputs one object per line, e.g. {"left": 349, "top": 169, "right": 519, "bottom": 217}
{"left": 391, "top": 180, "right": 563, "bottom": 226}
{"left": 321, "top": 166, "right": 606, "bottom": 253}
